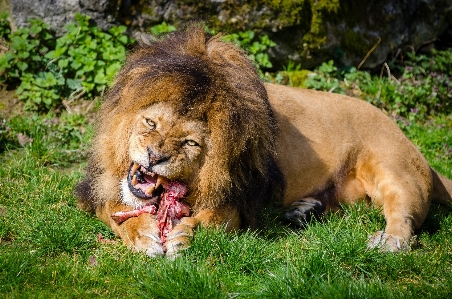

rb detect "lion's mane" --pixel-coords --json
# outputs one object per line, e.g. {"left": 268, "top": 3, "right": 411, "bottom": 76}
{"left": 77, "top": 25, "right": 284, "bottom": 227}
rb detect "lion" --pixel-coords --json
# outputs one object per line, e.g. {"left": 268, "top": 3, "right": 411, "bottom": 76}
{"left": 76, "top": 24, "right": 452, "bottom": 257}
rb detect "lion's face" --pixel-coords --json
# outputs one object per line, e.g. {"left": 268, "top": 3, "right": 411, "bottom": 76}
{"left": 120, "top": 102, "right": 210, "bottom": 208}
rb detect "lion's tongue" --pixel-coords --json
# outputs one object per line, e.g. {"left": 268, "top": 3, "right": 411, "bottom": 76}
{"left": 134, "top": 174, "right": 158, "bottom": 195}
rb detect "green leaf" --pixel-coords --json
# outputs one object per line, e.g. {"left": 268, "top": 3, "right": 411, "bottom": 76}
{"left": 45, "top": 50, "right": 57, "bottom": 59}
{"left": 71, "top": 61, "right": 82, "bottom": 70}
{"left": 58, "top": 59, "right": 69, "bottom": 69}
{"left": 106, "top": 62, "right": 121, "bottom": 77}
{"left": 66, "top": 78, "right": 82, "bottom": 91}
{"left": 94, "top": 70, "right": 106, "bottom": 84}
{"left": 16, "top": 61, "right": 28, "bottom": 71}
{"left": 55, "top": 46, "right": 68, "bottom": 57}
{"left": 42, "top": 95, "right": 53, "bottom": 105}
{"left": 18, "top": 50, "right": 30, "bottom": 59}
{"left": 117, "top": 35, "right": 128, "bottom": 44}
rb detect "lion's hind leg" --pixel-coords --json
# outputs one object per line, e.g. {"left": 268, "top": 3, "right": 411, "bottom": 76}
{"left": 360, "top": 161, "right": 432, "bottom": 252}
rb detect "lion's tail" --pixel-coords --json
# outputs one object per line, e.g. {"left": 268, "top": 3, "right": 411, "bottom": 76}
{"left": 431, "top": 168, "right": 452, "bottom": 206}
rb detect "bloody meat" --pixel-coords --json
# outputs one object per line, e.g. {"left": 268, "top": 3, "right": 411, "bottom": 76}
{"left": 111, "top": 181, "right": 190, "bottom": 244}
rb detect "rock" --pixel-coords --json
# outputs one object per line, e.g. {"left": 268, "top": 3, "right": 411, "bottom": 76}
{"left": 5, "top": 0, "right": 452, "bottom": 70}
{"left": 8, "top": 0, "right": 118, "bottom": 34}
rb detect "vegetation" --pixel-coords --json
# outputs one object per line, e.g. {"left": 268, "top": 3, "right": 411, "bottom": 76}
{"left": 0, "top": 13, "right": 133, "bottom": 111}
{"left": 149, "top": 22, "right": 277, "bottom": 72}
{"left": 1, "top": 13, "right": 451, "bottom": 298}
{"left": 278, "top": 49, "right": 452, "bottom": 124}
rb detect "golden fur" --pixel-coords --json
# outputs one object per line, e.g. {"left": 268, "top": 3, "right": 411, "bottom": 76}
{"left": 76, "top": 25, "right": 452, "bottom": 257}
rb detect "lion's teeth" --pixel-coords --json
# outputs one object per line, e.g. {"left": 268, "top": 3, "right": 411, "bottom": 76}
{"left": 145, "top": 185, "right": 155, "bottom": 196}
{"left": 156, "top": 175, "right": 168, "bottom": 188}
{"left": 131, "top": 163, "right": 140, "bottom": 176}
{"left": 132, "top": 175, "right": 138, "bottom": 186}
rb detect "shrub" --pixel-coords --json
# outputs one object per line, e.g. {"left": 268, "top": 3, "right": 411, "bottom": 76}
{"left": 222, "top": 30, "right": 276, "bottom": 71}
{"left": 298, "top": 51, "right": 452, "bottom": 123}
{"left": 0, "top": 13, "right": 134, "bottom": 111}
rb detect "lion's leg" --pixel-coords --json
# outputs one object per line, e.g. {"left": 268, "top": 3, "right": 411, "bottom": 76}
{"left": 96, "top": 200, "right": 164, "bottom": 257}
{"left": 363, "top": 168, "right": 432, "bottom": 252}
{"left": 164, "top": 205, "right": 241, "bottom": 258}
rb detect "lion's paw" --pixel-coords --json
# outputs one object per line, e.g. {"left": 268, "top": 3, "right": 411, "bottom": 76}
{"left": 367, "top": 231, "right": 416, "bottom": 252}
{"left": 284, "top": 197, "right": 324, "bottom": 227}
{"left": 119, "top": 214, "right": 165, "bottom": 258}
{"left": 164, "top": 221, "right": 194, "bottom": 259}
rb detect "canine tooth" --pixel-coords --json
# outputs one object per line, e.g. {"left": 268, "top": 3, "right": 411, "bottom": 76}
{"left": 131, "top": 163, "right": 140, "bottom": 176}
{"left": 145, "top": 186, "right": 155, "bottom": 196}
{"left": 156, "top": 175, "right": 168, "bottom": 188}
{"left": 132, "top": 175, "right": 138, "bottom": 186}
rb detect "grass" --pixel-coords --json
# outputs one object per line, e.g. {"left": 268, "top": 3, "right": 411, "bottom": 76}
{"left": 0, "top": 116, "right": 451, "bottom": 298}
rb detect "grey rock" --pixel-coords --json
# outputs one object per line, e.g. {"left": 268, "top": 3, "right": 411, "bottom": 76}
{"left": 5, "top": 0, "right": 452, "bottom": 70}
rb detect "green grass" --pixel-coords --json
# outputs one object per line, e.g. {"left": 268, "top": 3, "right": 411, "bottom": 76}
{"left": 1, "top": 117, "right": 451, "bottom": 298}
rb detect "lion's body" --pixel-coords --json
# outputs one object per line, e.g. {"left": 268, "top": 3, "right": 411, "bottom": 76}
{"left": 76, "top": 25, "right": 452, "bottom": 257}
{"left": 269, "top": 84, "right": 452, "bottom": 249}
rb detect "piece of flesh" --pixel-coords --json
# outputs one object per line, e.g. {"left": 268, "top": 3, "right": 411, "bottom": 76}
{"left": 111, "top": 179, "right": 190, "bottom": 244}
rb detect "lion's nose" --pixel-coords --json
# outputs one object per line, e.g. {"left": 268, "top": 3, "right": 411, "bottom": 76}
{"left": 147, "top": 148, "right": 169, "bottom": 165}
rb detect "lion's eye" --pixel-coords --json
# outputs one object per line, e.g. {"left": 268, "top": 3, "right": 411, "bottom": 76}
{"left": 145, "top": 119, "right": 156, "bottom": 130}
{"left": 185, "top": 140, "right": 199, "bottom": 146}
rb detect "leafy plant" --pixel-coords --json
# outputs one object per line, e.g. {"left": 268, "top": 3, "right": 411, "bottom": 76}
{"left": 0, "top": 11, "right": 10, "bottom": 39}
{"left": 0, "top": 18, "right": 55, "bottom": 85}
{"left": 0, "top": 13, "right": 134, "bottom": 111}
{"left": 149, "top": 21, "right": 176, "bottom": 36}
{"left": 304, "top": 60, "right": 346, "bottom": 93}
{"left": 297, "top": 50, "right": 452, "bottom": 125}
{"left": 222, "top": 30, "right": 276, "bottom": 71}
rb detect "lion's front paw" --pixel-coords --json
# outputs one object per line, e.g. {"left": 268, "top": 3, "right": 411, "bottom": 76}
{"left": 118, "top": 214, "right": 165, "bottom": 258}
{"left": 367, "top": 231, "right": 416, "bottom": 252}
{"left": 164, "top": 218, "right": 195, "bottom": 259}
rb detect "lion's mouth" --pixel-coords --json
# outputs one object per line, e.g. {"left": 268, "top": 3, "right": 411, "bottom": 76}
{"left": 119, "top": 162, "right": 191, "bottom": 244}
{"left": 127, "top": 162, "right": 167, "bottom": 200}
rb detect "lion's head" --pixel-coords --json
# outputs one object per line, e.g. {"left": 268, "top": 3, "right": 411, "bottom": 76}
{"left": 77, "top": 24, "right": 283, "bottom": 227}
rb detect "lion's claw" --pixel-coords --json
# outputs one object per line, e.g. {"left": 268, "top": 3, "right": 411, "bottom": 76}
{"left": 117, "top": 214, "right": 165, "bottom": 258}
{"left": 163, "top": 222, "right": 194, "bottom": 258}
{"left": 367, "top": 231, "right": 416, "bottom": 252}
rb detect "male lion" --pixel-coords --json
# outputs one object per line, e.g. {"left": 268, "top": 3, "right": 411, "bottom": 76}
{"left": 76, "top": 25, "right": 452, "bottom": 257}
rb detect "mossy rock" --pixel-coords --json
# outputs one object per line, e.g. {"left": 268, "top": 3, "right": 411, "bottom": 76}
{"left": 279, "top": 70, "right": 313, "bottom": 88}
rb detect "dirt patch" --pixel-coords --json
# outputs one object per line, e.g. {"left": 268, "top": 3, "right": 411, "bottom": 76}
{"left": 0, "top": 86, "right": 23, "bottom": 119}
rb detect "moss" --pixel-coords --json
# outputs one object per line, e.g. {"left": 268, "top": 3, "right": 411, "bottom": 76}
{"left": 342, "top": 29, "right": 377, "bottom": 57}
{"left": 142, "top": 7, "right": 154, "bottom": 16}
{"left": 280, "top": 70, "right": 313, "bottom": 87}
{"left": 135, "top": 0, "right": 342, "bottom": 53}
{"left": 302, "top": 0, "right": 340, "bottom": 49}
